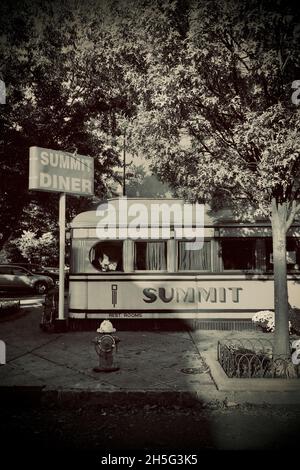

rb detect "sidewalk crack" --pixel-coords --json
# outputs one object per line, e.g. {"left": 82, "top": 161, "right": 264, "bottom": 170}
{"left": 5, "top": 335, "right": 63, "bottom": 363}
{"left": 30, "top": 351, "right": 101, "bottom": 381}
{"left": 187, "top": 330, "right": 217, "bottom": 389}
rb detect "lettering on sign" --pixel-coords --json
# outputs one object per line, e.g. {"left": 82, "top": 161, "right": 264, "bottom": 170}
{"left": 143, "top": 286, "right": 243, "bottom": 304}
{"left": 29, "top": 146, "right": 94, "bottom": 196}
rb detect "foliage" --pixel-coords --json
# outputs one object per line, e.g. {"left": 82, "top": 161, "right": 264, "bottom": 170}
{"left": 0, "top": 0, "right": 145, "bottom": 248}
{"left": 124, "top": 0, "right": 300, "bottom": 357}
{"left": 126, "top": 164, "right": 172, "bottom": 197}
{"left": 129, "top": 0, "right": 300, "bottom": 219}
{"left": 2, "top": 0, "right": 299, "bottom": 225}
{"left": 252, "top": 310, "right": 292, "bottom": 333}
{"left": 289, "top": 307, "right": 300, "bottom": 335}
{"left": 13, "top": 230, "right": 58, "bottom": 265}
{"left": 0, "top": 300, "right": 20, "bottom": 316}
{"left": 252, "top": 310, "right": 276, "bottom": 332}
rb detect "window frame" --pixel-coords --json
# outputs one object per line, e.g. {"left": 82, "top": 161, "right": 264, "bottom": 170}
{"left": 177, "top": 239, "right": 212, "bottom": 272}
{"left": 218, "top": 237, "right": 257, "bottom": 273}
{"left": 134, "top": 239, "right": 168, "bottom": 272}
{"left": 12, "top": 267, "right": 30, "bottom": 276}
{"left": 89, "top": 240, "right": 125, "bottom": 273}
{"left": 265, "top": 237, "right": 300, "bottom": 274}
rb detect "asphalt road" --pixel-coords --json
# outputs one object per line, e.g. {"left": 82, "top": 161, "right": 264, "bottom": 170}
{"left": 0, "top": 403, "right": 299, "bottom": 454}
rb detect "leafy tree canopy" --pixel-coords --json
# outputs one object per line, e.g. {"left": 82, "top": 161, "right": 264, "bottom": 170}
{"left": 129, "top": 0, "right": 300, "bottom": 223}
{"left": 0, "top": 0, "right": 148, "bottom": 248}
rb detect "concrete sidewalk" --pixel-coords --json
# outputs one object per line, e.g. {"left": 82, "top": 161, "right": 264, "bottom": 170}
{"left": 1, "top": 305, "right": 300, "bottom": 406}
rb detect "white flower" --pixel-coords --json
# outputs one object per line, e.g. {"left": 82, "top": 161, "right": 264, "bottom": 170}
{"left": 252, "top": 310, "right": 274, "bottom": 324}
{"left": 252, "top": 310, "right": 291, "bottom": 332}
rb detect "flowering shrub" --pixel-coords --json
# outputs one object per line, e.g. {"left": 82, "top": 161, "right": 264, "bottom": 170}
{"left": 13, "top": 230, "right": 58, "bottom": 265}
{"left": 252, "top": 310, "right": 291, "bottom": 333}
{"left": 289, "top": 306, "right": 300, "bottom": 335}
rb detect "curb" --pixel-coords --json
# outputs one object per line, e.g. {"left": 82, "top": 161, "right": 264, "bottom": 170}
{"left": 1, "top": 383, "right": 300, "bottom": 407}
{"left": 202, "top": 350, "right": 300, "bottom": 392}
{"left": 0, "top": 386, "right": 45, "bottom": 405}
{"left": 0, "top": 386, "right": 215, "bottom": 408}
{"left": 42, "top": 388, "right": 207, "bottom": 407}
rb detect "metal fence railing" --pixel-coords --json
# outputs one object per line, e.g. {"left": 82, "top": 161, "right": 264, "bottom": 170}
{"left": 218, "top": 337, "right": 300, "bottom": 379}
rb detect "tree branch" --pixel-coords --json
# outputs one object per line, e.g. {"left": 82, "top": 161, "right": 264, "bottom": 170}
{"left": 286, "top": 200, "right": 300, "bottom": 230}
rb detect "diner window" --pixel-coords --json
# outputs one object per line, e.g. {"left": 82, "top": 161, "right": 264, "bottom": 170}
{"left": 266, "top": 238, "right": 300, "bottom": 272}
{"left": 220, "top": 238, "right": 256, "bottom": 270}
{"left": 90, "top": 241, "right": 123, "bottom": 272}
{"left": 135, "top": 241, "right": 167, "bottom": 271}
{"left": 178, "top": 240, "right": 211, "bottom": 271}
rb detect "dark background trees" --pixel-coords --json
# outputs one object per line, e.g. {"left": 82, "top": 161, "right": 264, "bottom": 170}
{"left": 0, "top": 0, "right": 142, "bottom": 254}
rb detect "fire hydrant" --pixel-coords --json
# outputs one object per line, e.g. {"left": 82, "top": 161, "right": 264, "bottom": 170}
{"left": 92, "top": 320, "right": 120, "bottom": 372}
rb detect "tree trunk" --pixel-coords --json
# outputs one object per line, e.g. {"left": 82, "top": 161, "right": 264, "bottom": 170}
{"left": 271, "top": 199, "right": 290, "bottom": 358}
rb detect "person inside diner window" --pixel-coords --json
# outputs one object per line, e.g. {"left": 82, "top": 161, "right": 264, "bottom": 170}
{"left": 99, "top": 253, "right": 118, "bottom": 272}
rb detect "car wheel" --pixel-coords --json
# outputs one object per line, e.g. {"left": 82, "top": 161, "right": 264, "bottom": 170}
{"left": 35, "top": 282, "right": 48, "bottom": 294}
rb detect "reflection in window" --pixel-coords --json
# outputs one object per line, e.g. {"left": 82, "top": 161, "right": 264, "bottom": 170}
{"left": 220, "top": 238, "right": 255, "bottom": 270}
{"left": 90, "top": 241, "right": 123, "bottom": 272}
{"left": 178, "top": 240, "right": 211, "bottom": 270}
{"left": 0, "top": 266, "right": 12, "bottom": 274}
{"left": 135, "top": 241, "right": 167, "bottom": 270}
{"left": 12, "top": 268, "right": 28, "bottom": 275}
{"left": 266, "top": 238, "right": 300, "bottom": 272}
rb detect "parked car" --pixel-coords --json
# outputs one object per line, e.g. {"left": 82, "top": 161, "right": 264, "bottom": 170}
{"left": 15, "top": 264, "right": 69, "bottom": 288}
{"left": 0, "top": 264, "right": 54, "bottom": 294}
{"left": 16, "top": 263, "right": 60, "bottom": 286}
{"left": 46, "top": 266, "right": 69, "bottom": 288}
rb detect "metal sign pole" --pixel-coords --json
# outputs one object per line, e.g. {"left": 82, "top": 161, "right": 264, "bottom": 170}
{"left": 58, "top": 193, "right": 66, "bottom": 321}
{"left": 29, "top": 146, "right": 94, "bottom": 331}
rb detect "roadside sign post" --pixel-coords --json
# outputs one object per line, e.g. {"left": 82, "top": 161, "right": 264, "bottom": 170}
{"left": 58, "top": 193, "right": 66, "bottom": 321}
{"left": 29, "top": 146, "right": 94, "bottom": 330}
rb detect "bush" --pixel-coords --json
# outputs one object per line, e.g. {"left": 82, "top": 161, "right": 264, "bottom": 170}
{"left": 252, "top": 310, "right": 292, "bottom": 333}
{"left": 289, "top": 306, "right": 300, "bottom": 335}
{"left": 13, "top": 230, "right": 58, "bottom": 265}
{"left": 0, "top": 300, "right": 20, "bottom": 317}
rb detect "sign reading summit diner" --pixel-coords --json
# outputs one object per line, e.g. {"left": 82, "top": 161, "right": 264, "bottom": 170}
{"left": 29, "top": 146, "right": 94, "bottom": 196}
